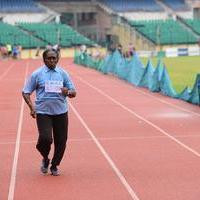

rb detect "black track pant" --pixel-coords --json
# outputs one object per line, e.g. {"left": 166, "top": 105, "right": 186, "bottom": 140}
{"left": 36, "top": 112, "right": 68, "bottom": 167}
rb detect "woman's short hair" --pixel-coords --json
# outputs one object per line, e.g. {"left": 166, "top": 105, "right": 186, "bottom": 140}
{"left": 42, "top": 48, "right": 59, "bottom": 60}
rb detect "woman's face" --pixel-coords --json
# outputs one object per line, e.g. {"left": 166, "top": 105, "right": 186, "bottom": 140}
{"left": 44, "top": 50, "right": 59, "bottom": 69}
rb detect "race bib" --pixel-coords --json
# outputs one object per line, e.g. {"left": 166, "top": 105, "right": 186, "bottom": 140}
{"left": 45, "top": 80, "right": 63, "bottom": 93}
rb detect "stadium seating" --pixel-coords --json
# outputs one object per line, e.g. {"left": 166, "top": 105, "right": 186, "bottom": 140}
{"left": 0, "top": 0, "right": 196, "bottom": 49}
{"left": 0, "top": 0, "right": 44, "bottom": 13}
{"left": 129, "top": 19, "right": 197, "bottom": 45}
{"left": 98, "top": 0, "right": 163, "bottom": 12}
{"left": 18, "top": 23, "right": 95, "bottom": 47}
{"left": 0, "top": 22, "right": 45, "bottom": 48}
{"left": 183, "top": 19, "right": 200, "bottom": 35}
{"left": 39, "top": 0, "right": 90, "bottom": 1}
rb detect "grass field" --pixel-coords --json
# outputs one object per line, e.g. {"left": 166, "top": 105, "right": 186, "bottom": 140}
{"left": 141, "top": 56, "right": 200, "bottom": 93}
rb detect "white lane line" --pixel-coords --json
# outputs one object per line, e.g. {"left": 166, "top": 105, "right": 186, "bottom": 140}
{"left": 8, "top": 62, "right": 29, "bottom": 200}
{"left": 70, "top": 68, "right": 200, "bottom": 117}
{"left": 0, "top": 63, "right": 15, "bottom": 81}
{"left": 1, "top": 134, "right": 200, "bottom": 146}
{"left": 69, "top": 102, "right": 140, "bottom": 200}
{"left": 133, "top": 87, "right": 200, "bottom": 117}
{"left": 75, "top": 76, "right": 200, "bottom": 158}
{"left": 115, "top": 73, "right": 200, "bottom": 117}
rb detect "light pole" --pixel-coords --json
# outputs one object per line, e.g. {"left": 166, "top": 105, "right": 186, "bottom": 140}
{"left": 198, "top": 74, "right": 200, "bottom": 106}
{"left": 29, "top": 31, "right": 35, "bottom": 59}
{"left": 56, "top": 26, "right": 61, "bottom": 45}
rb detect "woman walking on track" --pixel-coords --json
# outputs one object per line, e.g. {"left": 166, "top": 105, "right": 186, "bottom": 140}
{"left": 22, "top": 48, "right": 76, "bottom": 176}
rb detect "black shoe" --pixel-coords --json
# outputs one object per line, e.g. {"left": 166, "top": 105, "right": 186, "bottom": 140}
{"left": 40, "top": 158, "right": 50, "bottom": 174}
{"left": 50, "top": 166, "right": 60, "bottom": 176}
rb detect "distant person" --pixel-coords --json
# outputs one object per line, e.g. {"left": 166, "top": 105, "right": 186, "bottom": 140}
{"left": 128, "top": 43, "right": 135, "bottom": 56}
{"left": 117, "top": 44, "right": 123, "bottom": 55}
{"left": 17, "top": 45, "right": 22, "bottom": 59}
{"left": 80, "top": 44, "right": 87, "bottom": 54}
{"left": 6, "top": 44, "right": 12, "bottom": 57}
{"left": 123, "top": 51, "right": 130, "bottom": 59}
{"left": 0, "top": 46, "right": 8, "bottom": 59}
{"left": 80, "top": 44, "right": 87, "bottom": 60}
{"left": 92, "top": 45, "right": 101, "bottom": 60}
{"left": 22, "top": 49, "right": 76, "bottom": 176}
{"left": 107, "top": 42, "right": 116, "bottom": 54}
{"left": 12, "top": 46, "right": 19, "bottom": 59}
{"left": 132, "top": 47, "right": 138, "bottom": 57}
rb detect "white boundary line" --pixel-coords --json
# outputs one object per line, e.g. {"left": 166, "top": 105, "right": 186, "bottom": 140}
{"left": 2, "top": 134, "right": 200, "bottom": 146}
{"left": 0, "top": 63, "right": 15, "bottom": 81}
{"left": 133, "top": 86, "right": 200, "bottom": 117}
{"left": 75, "top": 76, "right": 200, "bottom": 158}
{"left": 70, "top": 68, "right": 200, "bottom": 117}
{"left": 69, "top": 102, "right": 140, "bottom": 200}
{"left": 8, "top": 62, "right": 29, "bottom": 200}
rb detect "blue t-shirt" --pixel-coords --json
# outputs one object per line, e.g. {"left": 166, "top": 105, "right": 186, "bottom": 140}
{"left": 23, "top": 65, "right": 75, "bottom": 115}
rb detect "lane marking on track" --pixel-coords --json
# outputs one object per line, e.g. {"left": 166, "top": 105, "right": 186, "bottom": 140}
{"left": 69, "top": 66, "right": 200, "bottom": 117}
{"left": 133, "top": 87, "right": 200, "bottom": 117}
{"left": 1, "top": 134, "right": 200, "bottom": 145}
{"left": 74, "top": 75, "right": 200, "bottom": 158}
{"left": 8, "top": 62, "right": 29, "bottom": 200}
{"left": 0, "top": 63, "right": 15, "bottom": 81}
{"left": 69, "top": 102, "right": 140, "bottom": 200}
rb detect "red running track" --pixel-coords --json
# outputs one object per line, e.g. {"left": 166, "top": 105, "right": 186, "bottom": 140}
{"left": 0, "top": 58, "right": 200, "bottom": 200}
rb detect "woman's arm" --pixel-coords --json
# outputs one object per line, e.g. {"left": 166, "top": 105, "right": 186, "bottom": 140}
{"left": 22, "top": 92, "right": 36, "bottom": 118}
{"left": 61, "top": 88, "right": 76, "bottom": 98}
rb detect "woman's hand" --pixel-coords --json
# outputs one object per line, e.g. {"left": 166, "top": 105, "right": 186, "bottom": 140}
{"left": 61, "top": 87, "right": 68, "bottom": 96}
{"left": 61, "top": 87, "right": 76, "bottom": 98}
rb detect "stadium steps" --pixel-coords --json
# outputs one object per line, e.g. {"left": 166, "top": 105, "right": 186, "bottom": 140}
{"left": 177, "top": 16, "right": 200, "bottom": 39}
{"left": 176, "top": 16, "right": 200, "bottom": 39}
{"left": 18, "top": 23, "right": 62, "bottom": 46}
{"left": 17, "top": 24, "right": 48, "bottom": 47}
{"left": 156, "top": 0, "right": 196, "bottom": 40}
{"left": 92, "top": 1, "right": 157, "bottom": 49}
{"left": 128, "top": 22, "right": 156, "bottom": 45}
{"left": 17, "top": 23, "right": 95, "bottom": 47}
{"left": 0, "top": 22, "right": 45, "bottom": 48}
{"left": 129, "top": 19, "right": 197, "bottom": 45}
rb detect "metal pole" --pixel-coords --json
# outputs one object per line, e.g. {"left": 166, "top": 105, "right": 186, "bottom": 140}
{"left": 29, "top": 34, "right": 31, "bottom": 59}
{"left": 57, "top": 27, "right": 60, "bottom": 45}
{"left": 198, "top": 74, "right": 200, "bottom": 106}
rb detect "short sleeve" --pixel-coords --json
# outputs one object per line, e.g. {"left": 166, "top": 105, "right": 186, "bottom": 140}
{"left": 22, "top": 73, "right": 37, "bottom": 94}
{"left": 63, "top": 71, "right": 75, "bottom": 90}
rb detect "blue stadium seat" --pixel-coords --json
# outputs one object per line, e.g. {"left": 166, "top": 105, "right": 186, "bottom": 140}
{"left": 0, "top": 0, "right": 45, "bottom": 13}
